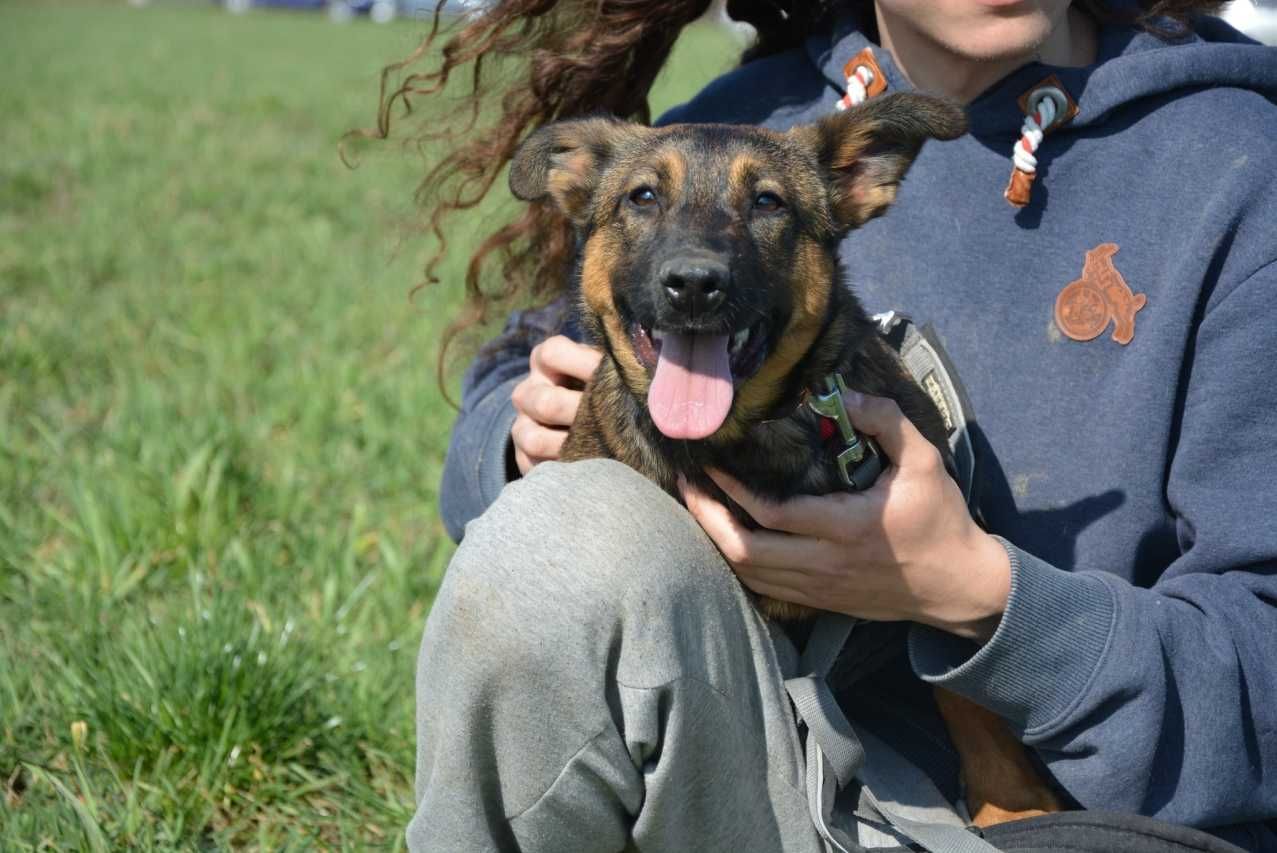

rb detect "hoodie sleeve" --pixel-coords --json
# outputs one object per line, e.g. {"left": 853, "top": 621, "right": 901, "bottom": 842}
{"left": 439, "top": 298, "right": 574, "bottom": 543}
{"left": 909, "top": 258, "right": 1277, "bottom": 830}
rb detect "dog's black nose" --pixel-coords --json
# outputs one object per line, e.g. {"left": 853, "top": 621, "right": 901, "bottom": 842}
{"left": 660, "top": 257, "right": 729, "bottom": 316}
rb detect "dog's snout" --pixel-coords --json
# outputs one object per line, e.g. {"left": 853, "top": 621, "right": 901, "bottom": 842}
{"left": 660, "top": 257, "right": 729, "bottom": 316}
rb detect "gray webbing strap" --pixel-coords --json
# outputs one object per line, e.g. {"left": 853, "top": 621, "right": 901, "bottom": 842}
{"left": 785, "top": 613, "right": 862, "bottom": 787}
{"left": 785, "top": 614, "right": 863, "bottom": 852}
{"left": 784, "top": 312, "right": 997, "bottom": 850}
{"left": 786, "top": 613, "right": 1003, "bottom": 853}
{"left": 787, "top": 674, "right": 864, "bottom": 789}
{"left": 860, "top": 786, "right": 999, "bottom": 853}
{"left": 854, "top": 728, "right": 968, "bottom": 831}
{"left": 856, "top": 729, "right": 1000, "bottom": 853}
{"left": 873, "top": 310, "right": 980, "bottom": 516}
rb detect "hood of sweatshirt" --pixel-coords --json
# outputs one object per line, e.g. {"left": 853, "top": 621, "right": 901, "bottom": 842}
{"left": 804, "top": 4, "right": 1277, "bottom": 147}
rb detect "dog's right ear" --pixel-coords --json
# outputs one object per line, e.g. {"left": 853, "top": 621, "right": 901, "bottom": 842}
{"left": 793, "top": 93, "right": 967, "bottom": 233}
{"left": 508, "top": 118, "right": 639, "bottom": 225}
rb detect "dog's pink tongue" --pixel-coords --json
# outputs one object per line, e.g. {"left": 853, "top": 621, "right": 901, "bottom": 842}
{"left": 647, "top": 332, "right": 733, "bottom": 440}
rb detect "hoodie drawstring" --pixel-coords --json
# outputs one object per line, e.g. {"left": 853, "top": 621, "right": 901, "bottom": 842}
{"left": 835, "top": 48, "right": 887, "bottom": 111}
{"left": 837, "top": 64, "right": 876, "bottom": 110}
{"left": 1006, "top": 78, "right": 1077, "bottom": 207}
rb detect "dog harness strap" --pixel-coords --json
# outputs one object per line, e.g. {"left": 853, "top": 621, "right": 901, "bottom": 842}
{"left": 790, "top": 612, "right": 1004, "bottom": 853}
{"left": 785, "top": 614, "right": 865, "bottom": 852}
{"left": 790, "top": 315, "right": 993, "bottom": 849}
{"left": 785, "top": 614, "right": 863, "bottom": 788}
{"left": 875, "top": 311, "right": 981, "bottom": 514}
{"left": 857, "top": 774, "right": 1003, "bottom": 853}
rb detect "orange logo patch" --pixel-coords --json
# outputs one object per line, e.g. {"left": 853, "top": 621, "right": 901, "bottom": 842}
{"left": 1055, "top": 243, "right": 1146, "bottom": 345}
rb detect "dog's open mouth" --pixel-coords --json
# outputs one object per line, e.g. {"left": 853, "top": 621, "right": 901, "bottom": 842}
{"left": 631, "top": 321, "right": 769, "bottom": 441}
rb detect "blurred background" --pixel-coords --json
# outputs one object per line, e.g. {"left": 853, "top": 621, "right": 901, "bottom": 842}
{"left": 1, "top": 1, "right": 1270, "bottom": 849}
{"left": 0, "top": 1, "right": 740, "bottom": 848}
{"left": 1224, "top": 0, "right": 1277, "bottom": 41}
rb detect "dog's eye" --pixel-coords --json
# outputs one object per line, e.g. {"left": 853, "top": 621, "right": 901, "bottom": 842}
{"left": 629, "top": 186, "right": 658, "bottom": 208}
{"left": 753, "top": 192, "right": 785, "bottom": 213}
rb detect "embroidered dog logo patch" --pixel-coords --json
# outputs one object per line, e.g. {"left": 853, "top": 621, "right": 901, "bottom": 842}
{"left": 1055, "top": 243, "right": 1146, "bottom": 345}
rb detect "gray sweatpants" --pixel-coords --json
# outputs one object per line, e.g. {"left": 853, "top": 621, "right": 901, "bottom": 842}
{"left": 407, "top": 458, "right": 826, "bottom": 852}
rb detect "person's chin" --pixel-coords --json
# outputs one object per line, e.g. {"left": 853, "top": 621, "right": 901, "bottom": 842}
{"left": 932, "top": 19, "right": 1055, "bottom": 64}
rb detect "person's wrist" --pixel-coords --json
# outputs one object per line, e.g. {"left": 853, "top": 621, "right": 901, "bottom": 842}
{"left": 927, "top": 530, "right": 1011, "bottom": 644}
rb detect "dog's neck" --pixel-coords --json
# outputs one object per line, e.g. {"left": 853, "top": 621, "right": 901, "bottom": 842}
{"left": 756, "top": 279, "right": 875, "bottom": 422}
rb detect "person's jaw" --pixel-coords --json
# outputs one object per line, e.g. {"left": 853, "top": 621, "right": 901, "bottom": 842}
{"left": 872, "top": 0, "right": 1096, "bottom": 103}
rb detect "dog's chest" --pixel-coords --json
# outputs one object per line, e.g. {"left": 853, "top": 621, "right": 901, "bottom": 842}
{"left": 715, "top": 418, "right": 845, "bottom": 502}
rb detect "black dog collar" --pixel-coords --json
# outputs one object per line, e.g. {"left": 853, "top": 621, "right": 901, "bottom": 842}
{"left": 801, "top": 312, "right": 978, "bottom": 503}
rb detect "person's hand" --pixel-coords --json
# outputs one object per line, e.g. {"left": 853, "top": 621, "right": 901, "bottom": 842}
{"left": 680, "top": 391, "right": 1010, "bottom": 642}
{"left": 510, "top": 335, "right": 602, "bottom": 475}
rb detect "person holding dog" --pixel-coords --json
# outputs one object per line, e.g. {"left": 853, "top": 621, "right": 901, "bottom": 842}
{"left": 388, "top": 1, "right": 1277, "bottom": 850}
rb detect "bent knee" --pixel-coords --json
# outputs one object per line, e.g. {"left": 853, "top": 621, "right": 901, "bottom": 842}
{"left": 426, "top": 460, "right": 770, "bottom": 707}
{"left": 446, "top": 459, "right": 734, "bottom": 618}
{"left": 468, "top": 459, "right": 721, "bottom": 582}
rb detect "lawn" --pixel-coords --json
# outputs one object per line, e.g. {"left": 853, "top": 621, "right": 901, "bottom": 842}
{"left": 0, "top": 3, "right": 740, "bottom": 848}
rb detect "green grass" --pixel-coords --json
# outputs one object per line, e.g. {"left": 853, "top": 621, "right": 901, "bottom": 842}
{"left": 0, "top": 2, "right": 739, "bottom": 848}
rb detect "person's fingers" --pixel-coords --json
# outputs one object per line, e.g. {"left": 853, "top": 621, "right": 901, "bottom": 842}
{"left": 680, "top": 476, "right": 752, "bottom": 562}
{"left": 512, "top": 367, "right": 582, "bottom": 427}
{"left": 530, "top": 335, "right": 602, "bottom": 383}
{"left": 520, "top": 381, "right": 580, "bottom": 427}
{"left": 511, "top": 414, "right": 568, "bottom": 462}
{"left": 706, "top": 468, "right": 871, "bottom": 539}
{"left": 510, "top": 338, "right": 595, "bottom": 474}
{"left": 681, "top": 477, "right": 837, "bottom": 570}
{"left": 734, "top": 575, "right": 819, "bottom": 609}
{"left": 510, "top": 374, "right": 538, "bottom": 417}
{"left": 843, "top": 392, "right": 944, "bottom": 477}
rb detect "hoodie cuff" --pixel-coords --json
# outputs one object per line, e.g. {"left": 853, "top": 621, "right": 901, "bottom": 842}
{"left": 908, "top": 538, "right": 1116, "bottom": 735}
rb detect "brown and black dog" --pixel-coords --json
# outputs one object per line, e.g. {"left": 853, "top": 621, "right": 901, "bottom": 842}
{"left": 509, "top": 93, "right": 1062, "bottom": 827}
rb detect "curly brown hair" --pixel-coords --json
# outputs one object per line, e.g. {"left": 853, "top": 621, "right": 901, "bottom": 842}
{"left": 354, "top": 0, "right": 1224, "bottom": 388}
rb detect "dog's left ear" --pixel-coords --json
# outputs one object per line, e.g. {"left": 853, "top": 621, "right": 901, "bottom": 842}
{"left": 795, "top": 93, "right": 967, "bottom": 232}
{"left": 509, "top": 117, "right": 645, "bottom": 225}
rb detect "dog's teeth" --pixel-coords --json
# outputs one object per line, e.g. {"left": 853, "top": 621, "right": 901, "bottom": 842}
{"left": 651, "top": 330, "right": 664, "bottom": 344}
{"left": 731, "top": 328, "right": 750, "bottom": 353}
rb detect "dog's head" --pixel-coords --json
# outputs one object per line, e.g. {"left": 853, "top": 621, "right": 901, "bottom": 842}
{"left": 510, "top": 94, "right": 965, "bottom": 442}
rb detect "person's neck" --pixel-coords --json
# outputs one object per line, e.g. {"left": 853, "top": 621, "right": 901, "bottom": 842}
{"left": 873, "top": 4, "right": 1098, "bottom": 104}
